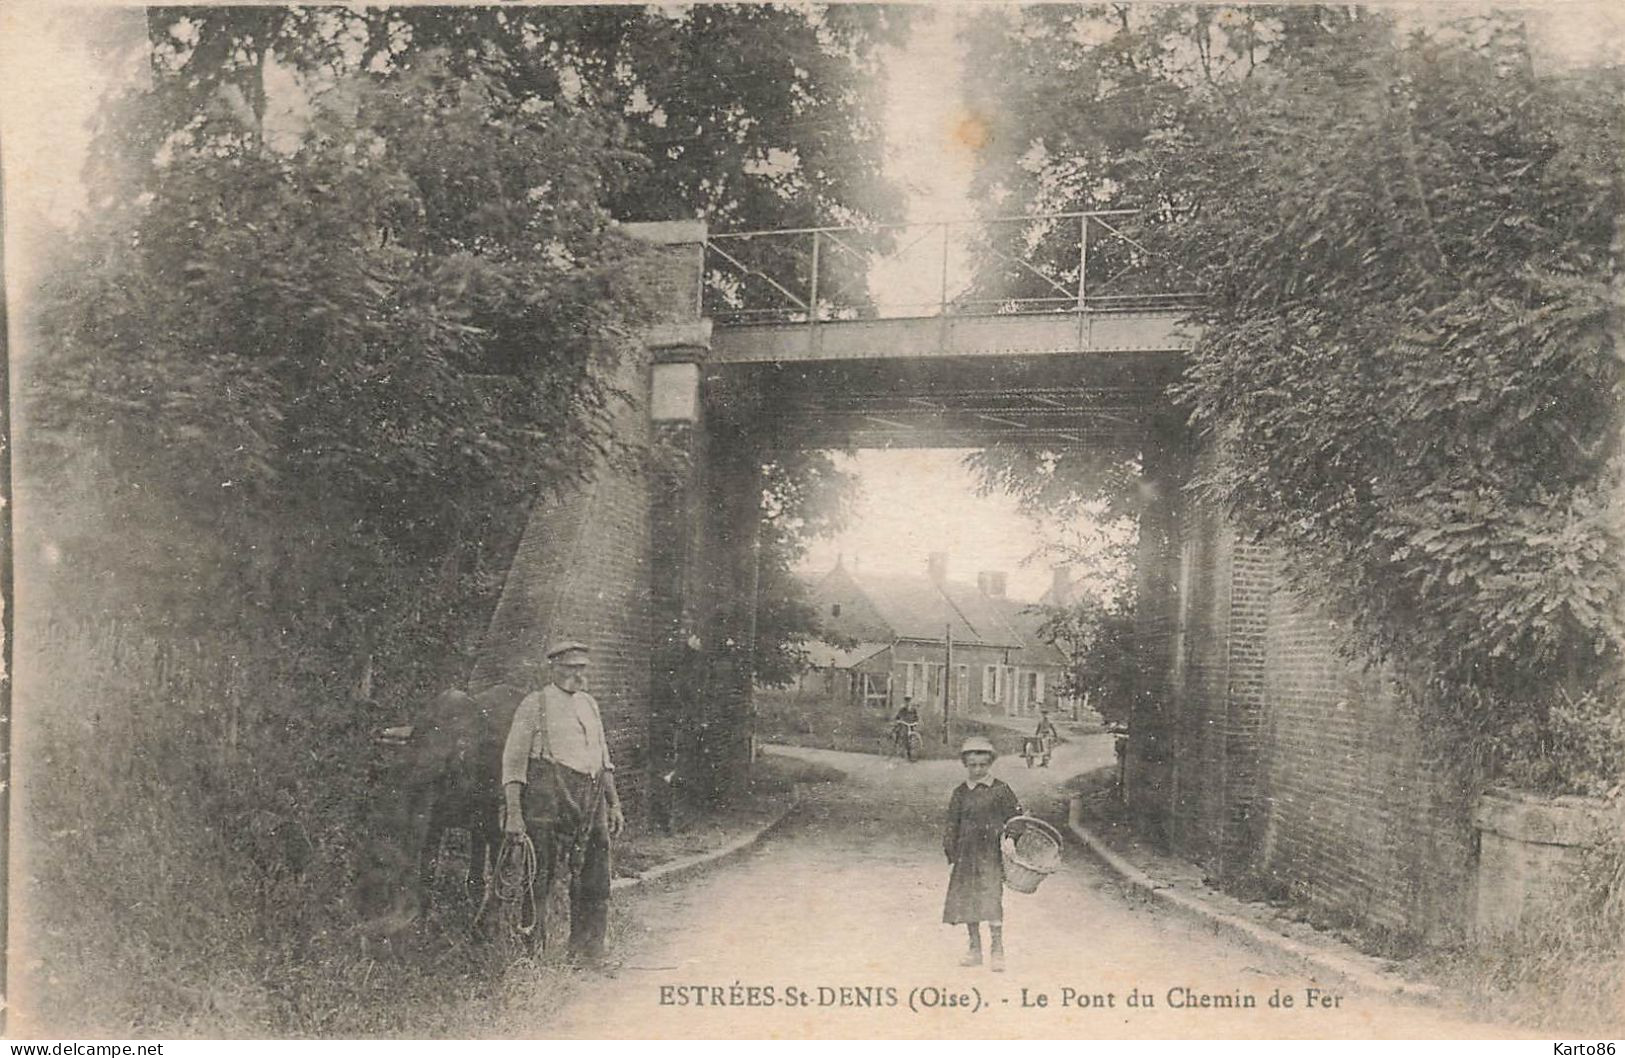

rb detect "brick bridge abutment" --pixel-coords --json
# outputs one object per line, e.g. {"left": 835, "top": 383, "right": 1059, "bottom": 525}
{"left": 1131, "top": 419, "right": 1475, "bottom": 945}
{"left": 473, "top": 221, "right": 758, "bottom": 824}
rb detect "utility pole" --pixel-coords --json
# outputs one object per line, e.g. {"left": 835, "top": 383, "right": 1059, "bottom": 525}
{"left": 944, "top": 622, "right": 954, "bottom": 746}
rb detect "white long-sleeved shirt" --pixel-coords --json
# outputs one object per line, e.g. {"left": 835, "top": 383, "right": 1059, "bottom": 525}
{"left": 501, "top": 683, "right": 614, "bottom": 784}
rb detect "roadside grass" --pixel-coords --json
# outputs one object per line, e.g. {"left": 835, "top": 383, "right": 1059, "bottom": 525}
{"left": 752, "top": 749, "right": 849, "bottom": 788}
{"left": 15, "top": 621, "right": 314, "bottom": 1036}
{"left": 1420, "top": 923, "right": 1624, "bottom": 1038}
{"left": 613, "top": 749, "right": 835, "bottom": 876}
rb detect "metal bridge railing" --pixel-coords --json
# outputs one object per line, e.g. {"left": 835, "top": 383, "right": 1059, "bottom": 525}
{"left": 703, "top": 210, "right": 1202, "bottom": 325}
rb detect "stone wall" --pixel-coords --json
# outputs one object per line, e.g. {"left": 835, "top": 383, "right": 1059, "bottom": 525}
{"left": 1472, "top": 789, "right": 1610, "bottom": 936}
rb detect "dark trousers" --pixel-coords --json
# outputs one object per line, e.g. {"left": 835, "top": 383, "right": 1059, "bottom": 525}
{"left": 522, "top": 757, "right": 611, "bottom": 957}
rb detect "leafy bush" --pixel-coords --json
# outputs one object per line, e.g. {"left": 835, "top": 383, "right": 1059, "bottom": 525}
{"left": 1165, "top": 24, "right": 1624, "bottom": 794}
{"left": 16, "top": 45, "right": 652, "bottom": 1034}
{"left": 1497, "top": 688, "right": 1625, "bottom": 798}
{"left": 16, "top": 7, "right": 903, "bottom": 1031}
{"left": 962, "top": 7, "right": 1624, "bottom": 795}
{"left": 27, "top": 54, "right": 653, "bottom": 700}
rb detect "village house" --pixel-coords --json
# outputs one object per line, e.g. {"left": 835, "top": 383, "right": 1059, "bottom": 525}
{"left": 797, "top": 552, "right": 1071, "bottom": 718}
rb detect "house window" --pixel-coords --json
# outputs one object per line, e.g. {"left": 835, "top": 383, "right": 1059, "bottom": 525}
{"left": 862, "top": 673, "right": 889, "bottom": 709}
{"left": 831, "top": 603, "right": 842, "bottom": 618}
{"left": 1023, "top": 671, "right": 1042, "bottom": 716}
{"left": 986, "top": 665, "right": 1009, "bottom": 710}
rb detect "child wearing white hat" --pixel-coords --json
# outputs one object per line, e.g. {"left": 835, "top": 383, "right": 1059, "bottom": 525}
{"left": 942, "top": 735, "right": 1022, "bottom": 971}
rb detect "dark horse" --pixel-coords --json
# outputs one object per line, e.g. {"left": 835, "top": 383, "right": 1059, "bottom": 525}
{"left": 403, "top": 683, "right": 527, "bottom": 905}
{"left": 357, "top": 682, "right": 525, "bottom": 938}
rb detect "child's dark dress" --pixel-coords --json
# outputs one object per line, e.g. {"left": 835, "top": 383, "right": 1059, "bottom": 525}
{"left": 942, "top": 778, "right": 1021, "bottom": 924}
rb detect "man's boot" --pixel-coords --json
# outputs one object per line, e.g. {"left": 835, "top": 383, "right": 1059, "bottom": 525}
{"left": 960, "top": 925, "right": 983, "bottom": 967}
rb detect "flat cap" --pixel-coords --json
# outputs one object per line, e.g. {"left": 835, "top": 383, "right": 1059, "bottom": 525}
{"left": 960, "top": 735, "right": 997, "bottom": 758}
{"left": 545, "top": 640, "right": 591, "bottom": 660}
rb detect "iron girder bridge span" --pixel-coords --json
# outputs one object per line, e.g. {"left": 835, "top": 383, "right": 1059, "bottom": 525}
{"left": 701, "top": 211, "right": 1202, "bottom": 451}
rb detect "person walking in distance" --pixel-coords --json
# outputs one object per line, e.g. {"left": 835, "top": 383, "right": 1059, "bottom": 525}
{"left": 942, "top": 736, "right": 1021, "bottom": 971}
{"left": 502, "top": 640, "right": 626, "bottom": 963}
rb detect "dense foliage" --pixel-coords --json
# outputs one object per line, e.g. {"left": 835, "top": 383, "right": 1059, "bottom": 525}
{"left": 30, "top": 55, "right": 649, "bottom": 700}
{"left": 18, "top": 5, "right": 896, "bottom": 1032}
{"left": 963, "top": 6, "right": 1623, "bottom": 794}
{"left": 136, "top": 3, "right": 900, "bottom": 686}
{"left": 144, "top": 6, "right": 908, "bottom": 319}
{"left": 1032, "top": 596, "right": 1138, "bottom": 728}
{"left": 32, "top": 0, "right": 902, "bottom": 720}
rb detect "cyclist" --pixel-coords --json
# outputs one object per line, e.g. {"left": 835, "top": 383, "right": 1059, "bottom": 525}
{"left": 892, "top": 696, "right": 922, "bottom": 761}
{"left": 1032, "top": 706, "right": 1059, "bottom": 768}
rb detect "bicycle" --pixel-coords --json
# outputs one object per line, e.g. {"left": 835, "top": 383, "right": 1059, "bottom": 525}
{"left": 890, "top": 720, "right": 922, "bottom": 762}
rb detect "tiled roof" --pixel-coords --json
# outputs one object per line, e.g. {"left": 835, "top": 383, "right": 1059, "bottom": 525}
{"left": 989, "top": 597, "right": 1070, "bottom": 667}
{"left": 858, "top": 572, "right": 1024, "bottom": 647}
{"left": 801, "top": 563, "right": 1070, "bottom": 657}
{"left": 800, "top": 640, "right": 890, "bottom": 669}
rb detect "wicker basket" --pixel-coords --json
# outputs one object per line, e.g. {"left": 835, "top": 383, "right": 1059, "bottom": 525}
{"left": 1001, "top": 815, "right": 1063, "bottom": 894}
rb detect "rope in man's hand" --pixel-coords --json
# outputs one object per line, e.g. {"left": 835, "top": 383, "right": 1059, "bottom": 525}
{"left": 474, "top": 830, "right": 539, "bottom": 946}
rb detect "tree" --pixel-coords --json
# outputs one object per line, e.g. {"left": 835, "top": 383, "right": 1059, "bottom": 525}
{"left": 961, "top": 6, "right": 1624, "bottom": 793}
{"left": 140, "top": 6, "right": 910, "bottom": 313}
{"left": 956, "top": 4, "right": 1347, "bottom": 308}
{"left": 29, "top": 55, "right": 652, "bottom": 700}
{"left": 19, "top": 9, "right": 900, "bottom": 1028}
{"left": 969, "top": 442, "right": 1141, "bottom": 726}
{"left": 753, "top": 448, "right": 860, "bottom": 687}
{"left": 125, "top": 3, "right": 899, "bottom": 685}
{"left": 968, "top": 443, "right": 1141, "bottom": 604}
{"left": 1033, "top": 595, "right": 1138, "bottom": 727}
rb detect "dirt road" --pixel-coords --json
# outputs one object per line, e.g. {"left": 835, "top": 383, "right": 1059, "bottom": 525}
{"left": 539, "top": 738, "right": 1511, "bottom": 1039}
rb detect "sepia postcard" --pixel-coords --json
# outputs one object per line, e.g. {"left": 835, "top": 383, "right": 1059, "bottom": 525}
{"left": 1, "top": 0, "right": 1621, "bottom": 1043}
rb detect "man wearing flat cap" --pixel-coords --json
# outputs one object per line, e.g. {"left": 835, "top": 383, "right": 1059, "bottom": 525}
{"left": 502, "top": 639, "right": 625, "bottom": 962}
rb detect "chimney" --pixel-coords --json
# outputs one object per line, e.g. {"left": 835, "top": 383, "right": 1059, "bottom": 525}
{"left": 927, "top": 551, "right": 948, "bottom": 585}
{"left": 977, "top": 570, "right": 1007, "bottom": 598}
{"left": 1050, "top": 565, "right": 1073, "bottom": 603}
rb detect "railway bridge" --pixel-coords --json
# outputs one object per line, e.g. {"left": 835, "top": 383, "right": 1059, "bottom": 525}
{"left": 476, "top": 212, "right": 1197, "bottom": 806}
{"left": 472, "top": 215, "right": 1477, "bottom": 945}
